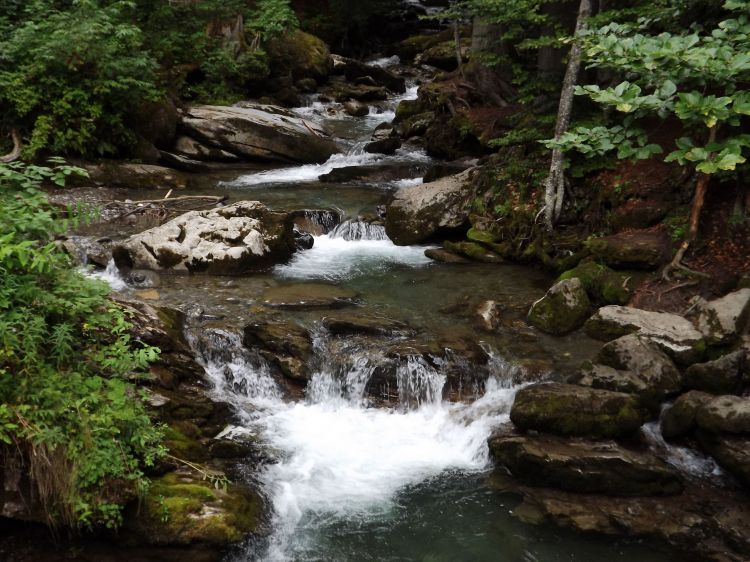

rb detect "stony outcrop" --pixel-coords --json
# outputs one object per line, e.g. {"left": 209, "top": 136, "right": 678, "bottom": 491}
{"left": 243, "top": 320, "right": 313, "bottom": 382}
{"left": 585, "top": 305, "right": 705, "bottom": 364}
{"left": 527, "top": 278, "right": 591, "bottom": 335}
{"left": 510, "top": 382, "right": 645, "bottom": 438}
{"left": 587, "top": 229, "right": 671, "bottom": 270}
{"left": 385, "top": 169, "right": 477, "bottom": 245}
{"left": 489, "top": 432, "right": 682, "bottom": 496}
{"left": 684, "top": 350, "right": 747, "bottom": 395}
{"left": 660, "top": 390, "right": 714, "bottom": 439}
{"left": 181, "top": 105, "right": 339, "bottom": 163}
{"left": 113, "top": 201, "right": 295, "bottom": 275}
{"left": 693, "top": 288, "right": 750, "bottom": 345}
{"left": 174, "top": 136, "right": 240, "bottom": 162}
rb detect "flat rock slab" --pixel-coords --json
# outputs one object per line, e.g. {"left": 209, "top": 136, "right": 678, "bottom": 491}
{"left": 510, "top": 382, "right": 646, "bottom": 438}
{"left": 261, "top": 283, "right": 359, "bottom": 309}
{"left": 585, "top": 305, "right": 705, "bottom": 364}
{"left": 489, "top": 432, "right": 682, "bottom": 496}
{"left": 321, "top": 312, "right": 414, "bottom": 336}
{"left": 694, "top": 288, "right": 750, "bottom": 345}
{"left": 696, "top": 395, "right": 750, "bottom": 434}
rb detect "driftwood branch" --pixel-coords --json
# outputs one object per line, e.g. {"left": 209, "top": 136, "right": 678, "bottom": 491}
{"left": 0, "top": 129, "right": 22, "bottom": 163}
{"left": 106, "top": 194, "right": 228, "bottom": 221}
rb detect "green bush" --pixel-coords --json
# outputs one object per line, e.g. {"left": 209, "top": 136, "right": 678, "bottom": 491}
{"left": 0, "top": 160, "right": 163, "bottom": 529}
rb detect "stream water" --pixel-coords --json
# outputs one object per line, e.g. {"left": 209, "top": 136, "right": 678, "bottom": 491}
{"left": 75, "top": 58, "right": 676, "bottom": 562}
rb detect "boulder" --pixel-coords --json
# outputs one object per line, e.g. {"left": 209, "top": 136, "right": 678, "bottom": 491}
{"left": 584, "top": 306, "right": 705, "bottom": 364}
{"left": 696, "top": 395, "right": 750, "bottom": 434}
{"left": 424, "top": 248, "right": 469, "bottom": 263}
{"left": 243, "top": 320, "right": 313, "bottom": 382}
{"left": 364, "top": 137, "right": 402, "bottom": 155}
{"left": 332, "top": 83, "right": 389, "bottom": 102}
{"left": 86, "top": 162, "right": 189, "bottom": 190}
{"left": 181, "top": 105, "right": 339, "bottom": 164}
{"left": 422, "top": 160, "right": 476, "bottom": 183}
{"left": 130, "top": 98, "right": 179, "bottom": 149}
{"left": 569, "top": 362, "right": 651, "bottom": 399}
{"left": 174, "top": 135, "right": 240, "bottom": 162}
{"left": 489, "top": 432, "right": 683, "bottom": 496}
{"left": 343, "top": 101, "right": 369, "bottom": 117}
{"left": 660, "top": 390, "right": 714, "bottom": 439}
{"left": 158, "top": 150, "right": 210, "bottom": 173}
{"left": 527, "top": 279, "right": 591, "bottom": 335}
{"left": 385, "top": 169, "right": 476, "bottom": 245}
{"left": 443, "top": 241, "right": 503, "bottom": 263}
{"left": 510, "top": 382, "right": 646, "bottom": 438}
{"left": 329, "top": 54, "right": 406, "bottom": 93}
{"left": 697, "top": 433, "right": 750, "bottom": 487}
{"left": 267, "top": 30, "right": 331, "bottom": 83}
{"left": 684, "top": 350, "right": 747, "bottom": 395}
{"left": 321, "top": 313, "right": 413, "bottom": 337}
{"left": 113, "top": 201, "right": 295, "bottom": 275}
{"left": 596, "top": 334, "right": 682, "bottom": 402}
{"left": 587, "top": 230, "right": 672, "bottom": 270}
{"left": 557, "top": 262, "right": 631, "bottom": 305}
{"left": 415, "top": 39, "right": 470, "bottom": 71}
{"left": 260, "top": 283, "right": 358, "bottom": 309}
{"left": 693, "top": 289, "right": 750, "bottom": 345}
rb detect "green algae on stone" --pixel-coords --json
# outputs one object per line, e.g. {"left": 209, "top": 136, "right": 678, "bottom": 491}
{"left": 527, "top": 278, "right": 590, "bottom": 335}
{"left": 558, "top": 261, "right": 631, "bottom": 305}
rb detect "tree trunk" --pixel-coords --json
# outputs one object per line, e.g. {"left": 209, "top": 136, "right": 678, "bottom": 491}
{"left": 0, "top": 129, "right": 22, "bottom": 163}
{"left": 468, "top": 17, "right": 515, "bottom": 106}
{"left": 454, "top": 21, "right": 464, "bottom": 76}
{"left": 542, "top": 0, "right": 592, "bottom": 230}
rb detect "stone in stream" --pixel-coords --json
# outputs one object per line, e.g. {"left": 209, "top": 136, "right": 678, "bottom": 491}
{"left": 173, "top": 135, "right": 240, "bottom": 162}
{"left": 343, "top": 100, "right": 369, "bottom": 117}
{"left": 684, "top": 350, "right": 748, "bottom": 395}
{"left": 692, "top": 288, "right": 750, "bottom": 345}
{"left": 113, "top": 201, "right": 295, "bottom": 275}
{"left": 660, "top": 390, "right": 714, "bottom": 439}
{"left": 364, "top": 137, "right": 402, "bottom": 155}
{"left": 443, "top": 241, "right": 504, "bottom": 263}
{"left": 510, "top": 382, "right": 645, "bottom": 438}
{"left": 527, "top": 278, "right": 590, "bottom": 335}
{"left": 181, "top": 104, "right": 339, "bottom": 163}
{"left": 318, "top": 162, "right": 425, "bottom": 184}
{"left": 584, "top": 305, "right": 705, "bottom": 365}
{"left": 556, "top": 261, "right": 631, "bottom": 305}
{"left": 695, "top": 395, "right": 750, "bottom": 434}
{"left": 321, "top": 312, "right": 414, "bottom": 337}
{"left": 261, "top": 283, "right": 359, "bottom": 309}
{"left": 697, "top": 432, "right": 750, "bottom": 487}
{"left": 243, "top": 320, "right": 313, "bottom": 382}
{"left": 488, "top": 431, "right": 683, "bottom": 496}
{"left": 329, "top": 54, "right": 406, "bottom": 93}
{"left": 424, "top": 248, "right": 469, "bottom": 263}
{"left": 385, "top": 168, "right": 477, "bottom": 245}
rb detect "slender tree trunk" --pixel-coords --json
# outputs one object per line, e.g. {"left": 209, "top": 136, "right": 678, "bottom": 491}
{"left": 454, "top": 21, "right": 464, "bottom": 76}
{"left": 0, "top": 129, "right": 22, "bottom": 163}
{"left": 542, "top": 0, "right": 592, "bottom": 230}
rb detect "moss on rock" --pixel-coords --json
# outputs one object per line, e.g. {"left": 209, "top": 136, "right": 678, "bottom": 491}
{"left": 267, "top": 30, "right": 331, "bottom": 83}
{"left": 558, "top": 261, "right": 631, "bottom": 305}
{"left": 527, "top": 278, "right": 591, "bottom": 335}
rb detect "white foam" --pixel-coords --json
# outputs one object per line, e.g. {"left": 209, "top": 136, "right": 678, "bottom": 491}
{"left": 82, "top": 259, "right": 128, "bottom": 291}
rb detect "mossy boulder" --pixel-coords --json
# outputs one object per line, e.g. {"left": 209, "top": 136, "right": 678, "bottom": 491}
{"left": 415, "top": 39, "right": 470, "bottom": 71}
{"left": 586, "top": 230, "right": 671, "bottom": 270}
{"left": 510, "top": 382, "right": 646, "bottom": 438}
{"left": 443, "top": 241, "right": 503, "bottom": 263}
{"left": 557, "top": 262, "right": 631, "bottom": 305}
{"left": 661, "top": 390, "right": 714, "bottom": 439}
{"left": 684, "top": 350, "right": 748, "bottom": 395}
{"left": 394, "top": 99, "right": 425, "bottom": 123}
{"left": 527, "top": 278, "right": 591, "bottom": 335}
{"left": 128, "top": 471, "right": 265, "bottom": 546}
{"left": 267, "top": 30, "right": 331, "bottom": 83}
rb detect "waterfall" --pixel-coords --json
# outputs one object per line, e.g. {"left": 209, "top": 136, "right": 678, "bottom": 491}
{"left": 83, "top": 258, "right": 128, "bottom": 291}
{"left": 328, "top": 220, "right": 388, "bottom": 241}
{"left": 396, "top": 355, "right": 446, "bottom": 409}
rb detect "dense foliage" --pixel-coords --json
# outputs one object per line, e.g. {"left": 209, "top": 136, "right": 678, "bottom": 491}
{"left": 0, "top": 160, "right": 163, "bottom": 528}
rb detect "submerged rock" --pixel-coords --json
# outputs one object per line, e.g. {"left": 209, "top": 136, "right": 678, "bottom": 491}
{"left": 510, "top": 382, "right": 645, "bottom": 438}
{"left": 260, "top": 283, "right": 359, "bottom": 309}
{"left": 443, "top": 241, "right": 503, "bottom": 263}
{"left": 489, "top": 432, "right": 682, "bottom": 496}
{"left": 385, "top": 168, "right": 476, "bottom": 245}
{"left": 321, "top": 312, "right": 413, "bottom": 337}
{"left": 113, "top": 201, "right": 295, "bottom": 275}
{"left": 181, "top": 105, "right": 339, "bottom": 164}
{"left": 527, "top": 278, "right": 591, "bottom": 335}
{"left": 424, "top": 248, "right": 469, "bottom": 263}
{"left": 585, "top": 306, "right": 705, "bottom": 364}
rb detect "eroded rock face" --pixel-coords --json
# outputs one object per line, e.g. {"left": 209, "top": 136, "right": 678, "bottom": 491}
{"left": 113, "top": 202, "right": 295, "bottom": 275}
{"left": 696, "top": 395, "right": 750, "bottom": 434}
{"left": 489, "top": 432, "right": 682, "bottom": 496}
{"left": 694, "top": 288, "right": 750, "bottom": 345}
{"left": 181, "top": 105, "right": 339, "bottom": 163}
{"left": 585, "top": 305, "right": 705, "bottom": 364}
{"left": 527, "top": 278, "right": 591, "bottom": 335}
{"left": 510, "top": 382, "right": 645, "bottom": 438}
{"left": 385, "top": 168, "right": 477, "bottom": 245}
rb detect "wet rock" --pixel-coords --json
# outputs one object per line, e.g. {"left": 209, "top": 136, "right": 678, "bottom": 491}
{"left": 693, "top": 289, "right": 750, "bottom": 345}
{"left": 596, "top": 334, "right": 682, "bottom": 403}
{"left": 293, "top": 227, "right": 315, "bottom": 250}
{"left": 397, "top": 112, "right": 434, "bottom": 139}
{"left": 59, "top": 236, "right": 113, "bottom": 268}
{"left": 125, "top": 470, "right": 265, "bottom": 547}
{"left": 130, "top": 98, "right": 179, "bottom": 149}
{"left": 86, "top": 162, "right": 189, "bottom": 190}
{"left": 181, "top": 105, "right": 339, "bottom": 164}
{"left": 343, "top": 100, "right": 369, "bottom": 117}
{"left": 697, "top": 432, "right": 750, "bottom": 487}
{"left": 329, "top": 54, "right": 406, "bottom": 93}
{"left": 243, "top": 320, "right": 313, "bottom": 381}
{"left": 587, "top": 230, "right": 671, "bottom": 270}
{"left": 321, "top": 312, "right": 413, "bottom": 337}
{"left": 113, "top": 201, "right": 295, "bottom": 275}
{"left": 510, "top": 382, "right": 645, "bottom": 438}
{"left": 290, "top": 209, "right": 340, "bottom": 236}
{"left": 159, "top": 150, "right": 210, "bottom": 173}
{"left": 370, "top": 123, "right": 396, "bottom": 141}
{"left": 174, "top": 136, "right": 240, "bottom": 162}
{"left": 364, "top": 137, "right": 402, "bottom": 155}
{"left": 557, "top": 261, "right": 631, "bottom": 305}
{"left": 443, "top": 241, "right": 504, "bottom": 263}
{"left": 489, "top": 432, "right": 682, "bottom": 496}
{"left": 385, "top": 168, "right": 477, "bottom": 245}
{"left": 527, "top": 279, "right": 591, "bottom": 335}
{"left": 584, "top": 306, "right": 705, "bottom": 365}
{"left": 661, "top": 390, "right": 714, "bottom": 439}
{"left": 476, "top": 300, "right": 502, "bottom": 331}
{"left": 570, "top": 362, "right": 649, "bottom": 397}
{"left": 260, "top": 283, "right": 358, "bottom": 309}
{"left": 318, "top": 162, "right": 425, "bottom": 184}
{"left": 424, "top": 248, "right": 468, "bottom": 263}
{"left": 685, "top": 350, "right": 747, "bottom": 395}
{"left": 422, "top": 160, "right": 477, "bottom": 183}
{"left": 696, "top": 395, "right": 750, "bottom": 434}
{"left": 328, "top": 82, "right": 389, "bottom": 102}
{"left": 125, "top": 269, "right": 161, "bottom": 288}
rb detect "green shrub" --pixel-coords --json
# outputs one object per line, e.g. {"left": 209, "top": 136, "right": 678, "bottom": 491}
{"left": 0, "top": 160, "right": 163, "bottom": 529}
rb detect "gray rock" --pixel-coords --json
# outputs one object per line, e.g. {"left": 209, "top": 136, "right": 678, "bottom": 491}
{"left": 585, "top": 305, "right": 705, "bottom": 365}
{"left": 329, "top": 54, "right": 406, "bottom": 93}
{"left": 660, "top": 390, "right": 714, "bottom": 439}
{"left": 173, "top": 135, "right": 239, "bottom": 162}
{"left": 343, "top": 101, "right": 369, "bottom": 117}
{"left": 569, "top": 362, "right": 649, "bottom": 397}
{"left": 182, "top": 104, "right": 339, "bottom": 164}
{"left": 685, "top": 350, "right": 747, "bottom": 395}
{"left": 243, "top": 320, "right": 313, "bottom": 381}
{"left": 697, "top": 432, "right": 750, "bottom": 487}
{"left": 696, "top": 395, "right": 750, "bottom": 434}
{"left": 694, "top": 288, "right": 750, "bottom": 345}
{"left": 86, "top": 162, "right": 189, "bottom": 190}
{"left": 364, "top": 137, "right": 402, "bottom": 155}
{"left": 510, "top": 382, "right": 646, "bottom": 438}
{"left": 385, "top": 168, "right": 477, "bottom": 245}
{"left": 527, "top": 278, "right": 591, "bottom": 335}
{"left": 124, "top": 269, "right": 161, "bottom": 289}
{"left": 113, "top": 201, "right": 295, "bottom": 275}
{"left": 489, "top": 432, "right": 683, "bottom": 496}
